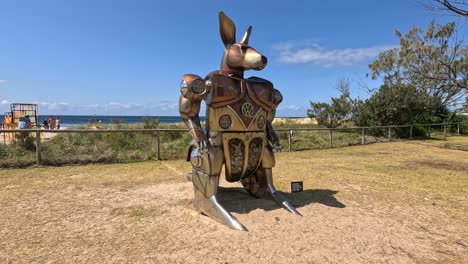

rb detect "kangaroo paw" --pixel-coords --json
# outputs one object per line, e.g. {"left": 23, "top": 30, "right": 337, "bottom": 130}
{"left": 194, "top": 193, "right": 247, "bottom": 231}
{"left": 191, "top": 169, "right": 247, "bottom": 231}
{"left": 262, "top": 168, "right": 302, "bottom": 216}
{"left": 267, "top": 185, "right": 302, "bottom": 216}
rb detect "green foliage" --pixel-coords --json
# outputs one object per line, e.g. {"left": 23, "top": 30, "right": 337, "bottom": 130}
{"left": 412, "top": 125, "right": 428, "bottom": 138}
{"left": 307, "top": 79, "right": 354, "bottom": 128}
{"left": 452, "top": 114, "right": 468, "bottom": 135}
{"left": 353, "top": 84, "right": 439, "bottom": 126}
{"left": 142, "top": 116, "right": 160, "bottom": 129}
{"left": 12, "top": 132, "right": 36, "bottom": 151}
{"left": 368, "top": 20, "right": 467, "bottom": 109}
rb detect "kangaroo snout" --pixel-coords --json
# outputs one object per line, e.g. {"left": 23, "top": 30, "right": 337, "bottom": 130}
{"left": 243, "top": 48, "right": 267, "bottom": 70}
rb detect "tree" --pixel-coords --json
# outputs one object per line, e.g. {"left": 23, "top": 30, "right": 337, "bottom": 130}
{"left": 307, "top": 79, "right": 353, "bottom": 128}
{"left": 368, "top": 21, "right": 467, "bottom": 111}
{"left": 422, "top": 0, "right": 468, "bottom": 17}
{"left": 353, "top": 84, "right": 441, "bottom": 127}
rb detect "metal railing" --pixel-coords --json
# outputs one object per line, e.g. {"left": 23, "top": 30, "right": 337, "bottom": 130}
{"left": 0, "top": 122, "right": 466, "bottom": 167}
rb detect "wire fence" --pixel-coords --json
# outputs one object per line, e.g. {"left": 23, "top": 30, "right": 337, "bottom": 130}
{"left": 0, "top": 122, "right": 466, "bottom": 167}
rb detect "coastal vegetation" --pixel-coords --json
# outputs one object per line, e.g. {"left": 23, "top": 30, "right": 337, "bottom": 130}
{"left": 0, "top": 118, "right": 464, "bottom": 168}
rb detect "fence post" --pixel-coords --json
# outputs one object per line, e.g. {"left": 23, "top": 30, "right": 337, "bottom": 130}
{"left": 35, "top": 130, "right": 42, "bottom": 166}
{"left": 329, "top": 129, "right": 333, "bottom": 148}
{"left": 288, "top": 129, "right": 293, "bottom": 151}
{"left": 427, "top": 125, "right": 431, "bottom": 138}
{"left": 409, "top": 125, "right": 413, "bottom": 139}
{"left": 443, "top": 125, "right": 447, "bottom": 138}
{"left": 156, "top": 129, "right": 161, "bottom": 160}
{"left": 388, "top": 127, "right": 391, "bottom": 141}
{"left": 457, "top": 124, "right": 460, "bottom": 135}
{"left": 361, "top": 128, "right": 365, "bottom": 145}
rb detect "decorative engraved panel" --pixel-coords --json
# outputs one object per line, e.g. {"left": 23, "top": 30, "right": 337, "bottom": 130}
{"left": 244, "top": 137, "right": 263, "bottom": 177}
{"left": 229, "top": 138, "right": 245, "bottom": 180}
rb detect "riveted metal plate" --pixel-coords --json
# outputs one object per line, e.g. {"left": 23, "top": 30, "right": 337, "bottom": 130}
{"left": 257, "top": 116, "right": 265, "bottom": 129}
{"left": 219, "top": 115, "right": 232, "bottom": 129}
{"left": 191, "top": 79, "right": 206, "bottom": 94}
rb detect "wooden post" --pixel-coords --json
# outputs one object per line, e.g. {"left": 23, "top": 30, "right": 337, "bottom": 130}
{"left": 409, "top": 125, "right": 413, "bottom": 139}
{"left": 427, "top": 125, "right": 431, "bottom": 138}
{"left": 329, "top": 129, "right": 333, "bottom": 148}
{"left": 443, "top": 125, "right": 447, "bottom": 138}
{"left": 388, "top": 127, "right": 391, "bottom": 141}
{"left": 35, "top": 130, "right": 42, "bottom": 166}
{"left": 156, "top": 130, "right": 161, "bottom": 160}
{"left": 288, "top": 129, "right": 293, "bottom": 151}
{"left": 361, "top": 128, "right": 365, "bottom": 145}
{"left": 457, "top": 124, "right": 460, "bottom": 135}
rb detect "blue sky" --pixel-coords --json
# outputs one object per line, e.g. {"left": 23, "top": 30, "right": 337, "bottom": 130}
{"left": 0, "top": 0, "right": 464, "bottom": 116}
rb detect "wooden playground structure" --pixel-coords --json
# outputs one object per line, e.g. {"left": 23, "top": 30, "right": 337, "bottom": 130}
{"left": 1, "top": 103, "right": 39, "bottom": 143}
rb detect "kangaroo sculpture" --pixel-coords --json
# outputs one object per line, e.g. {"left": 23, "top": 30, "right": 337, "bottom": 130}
{"left": 179, "top": 11, "right": 301, "bottom": 231}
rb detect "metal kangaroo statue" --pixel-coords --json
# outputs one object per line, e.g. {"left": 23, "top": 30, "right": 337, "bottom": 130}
{"left": 179, "top": 11, "right": 301, "bottom": 231}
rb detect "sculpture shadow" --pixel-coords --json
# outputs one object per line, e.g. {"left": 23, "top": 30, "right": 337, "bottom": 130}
{"left": 217, "top": 187, "right": 346, "bottom": 214}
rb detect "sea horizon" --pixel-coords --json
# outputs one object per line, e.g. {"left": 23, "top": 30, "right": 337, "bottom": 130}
{"left": 36, "top": 115, "right": 306, "bottom": 127}
{"left": 37, "top": 115, "right": 187, "bottom": 127}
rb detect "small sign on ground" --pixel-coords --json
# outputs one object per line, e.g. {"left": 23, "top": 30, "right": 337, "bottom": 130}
{"left": 291, "top": 181, "right": 303, "bottom": 192}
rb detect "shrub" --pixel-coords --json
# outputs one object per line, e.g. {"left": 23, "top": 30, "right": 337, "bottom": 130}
{"left": 412, "top": 125, "right": 427, "bottom": 138}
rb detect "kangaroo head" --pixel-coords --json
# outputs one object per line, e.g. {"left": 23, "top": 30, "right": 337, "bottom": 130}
{"left": 219, "top": 11, "right": 267, "bottom": 77}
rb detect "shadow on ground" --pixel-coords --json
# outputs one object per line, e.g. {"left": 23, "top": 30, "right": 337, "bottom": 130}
{"left": 217, "top": 187, "right": 346, "bottom": 214}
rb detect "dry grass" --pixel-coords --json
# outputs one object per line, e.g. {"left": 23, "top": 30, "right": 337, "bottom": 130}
{"left": 0, "top": 137, "right": 467, "bottom": 263}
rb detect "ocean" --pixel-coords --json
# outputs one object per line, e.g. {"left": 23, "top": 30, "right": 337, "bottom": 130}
{"left": 37, "top": 115, "right": 200, "bottom": 127}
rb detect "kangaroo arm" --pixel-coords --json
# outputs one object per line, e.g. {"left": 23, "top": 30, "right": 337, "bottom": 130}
{"left": 266, "top": 121, "right": 279, "bottom": 144}
{"left": 266, "top": 88, "right": 283, "bottom": 146}
{"left": 179, "top": 74, "right": 208, "bottom": 141}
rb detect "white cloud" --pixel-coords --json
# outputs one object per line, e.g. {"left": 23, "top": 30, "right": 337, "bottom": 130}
{"left": 81, "top": 101, "right": 179, "bottom": 115}
{"left": 34, "top": 101, "right": 71, "bottom": 112}
{"left": 0, "top": 80, "right": 6, "bottom": 84}
{"left": 0, "top": 99, "right": 180, "bottom": 115}
{"left": 157, "top": 100, "right": 178, "bottom": 111}
{"left": 274, "top": 42, "right": 398, "bottom": 67}
{"left": 279, "top": 104, "right": 302, "bottom": 111}
{"left": 277, "top": 104, "right": 307, "bottom": 117}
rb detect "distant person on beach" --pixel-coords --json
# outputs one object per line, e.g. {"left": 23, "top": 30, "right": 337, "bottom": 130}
{"left": 17, "top": 117, "right": 24, "bottom": 129}
{"left": 56, "top": 117, "right": 61, "bottom": 129}
{"left": 49, "top": 116, "right": 56, "bottom": 129}
{"left": 18, "top": 116, "right": 29, "bottom": 129}
{"left": 43, "top": 119, "right": 49, "bottom": 129}
{"left": 24, "top": 115, "right": 31, "bottom": 128}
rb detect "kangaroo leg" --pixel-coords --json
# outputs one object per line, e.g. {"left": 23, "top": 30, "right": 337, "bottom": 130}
{"left": 264, "top": 168, "right": 302, "bottom": 216}
{"left": 260, "top": 146, "right": 302, "bottom": 216}
{"left": 241, "top": 169, "right": 268, "bottom": 198}
{"left": 188, "top": 146, "right": 247, "bottom": 231}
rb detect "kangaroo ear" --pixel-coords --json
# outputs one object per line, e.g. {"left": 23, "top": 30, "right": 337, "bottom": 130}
{"left": 240, "top": 26, "right": 252, "bottom": 45}
{"left": 219, "top": 11, "right": 236, "bottom": 48}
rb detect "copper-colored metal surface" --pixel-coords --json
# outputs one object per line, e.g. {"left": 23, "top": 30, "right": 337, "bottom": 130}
{"left": 178, "top": 11, "right": 300, "bottom": 230}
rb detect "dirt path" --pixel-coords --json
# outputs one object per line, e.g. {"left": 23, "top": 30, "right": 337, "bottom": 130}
{"left": 1, "top": 179, "right": 466, "bottom": 263}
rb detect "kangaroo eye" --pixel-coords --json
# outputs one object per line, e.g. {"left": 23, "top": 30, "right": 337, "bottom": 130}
{"left": 240, "top": 46, "right": 248, "bottom": 52}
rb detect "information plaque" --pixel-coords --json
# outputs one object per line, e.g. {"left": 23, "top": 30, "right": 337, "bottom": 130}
{"left": 291, "top": 181, "right": 303, "bottom": 193}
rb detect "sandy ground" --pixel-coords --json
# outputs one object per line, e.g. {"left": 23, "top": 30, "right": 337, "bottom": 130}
{"left": 2, "top": 179, "right": 466, "bottom": 263}
{"left": 1, "top": 140, "right": 467, "bottom": 263}
{"left": 272, "top": 117, "right": 317, "bottom": 125}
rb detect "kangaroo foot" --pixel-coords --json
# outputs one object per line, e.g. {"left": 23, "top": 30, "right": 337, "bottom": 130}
{"left": 267, "top": 184, "right": 302, "bottom": 216}
{"left": 191, "top": 169, "right": 247, "bottom": 231}
{"left": 264, "top": 168, "right": 302, "bottom": 216}
{"left": 241, "top": 173, "right": 267, "bottom": 198}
